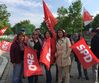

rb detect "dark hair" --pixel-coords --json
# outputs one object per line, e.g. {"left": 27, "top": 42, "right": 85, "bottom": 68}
{"left": 17, "top": 32, "right": 25, "bottom": 40}
{"left": 91, "top": 28, "right": 97, "bottom": 33}
{"left": 44, "top": 30, "right": 52, "bottom": 38}
{"left": 66, "top": 34, "right": 71, "bottom": 38}
{"left": 96, "top": 28, "right": 99, "bottom": 34}
{"left": 91, "top": 28, "right": 99, "bottom": 34}
{"left": 32, "top": 31, "right": 38, "bottom": 35}
{"left": 57, "top": 28, "right": 65, "bottom": 40}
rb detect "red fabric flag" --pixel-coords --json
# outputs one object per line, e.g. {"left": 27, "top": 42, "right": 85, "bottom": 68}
{"left": 0, "top": 27, "right": 8, "bottom": 36}
{"left": 71, "top": 38, "right": 99, "bottom": 69}
{"left": 40, "top": 38, "right": 51, "bottom": 70}
{"left": 24, "top": 46, "right": 43, "bottom": 77}
{"left": 83, "top": 8, "right": 93, "bottom": 26}
{"left": 0, "top": 41, "right": 12, "bottom": 52}
{"left": 42, "top": 0, "right": 58, "bottom": 30}
{"left": 42, "top": 0, "right": 57, "bottom": 65}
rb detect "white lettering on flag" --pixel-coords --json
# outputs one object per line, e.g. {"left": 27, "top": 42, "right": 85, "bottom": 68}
{"left": 27, "top": 53, "right": 37, "bottom": 71}
{"left": 46, "top": 48, "right": 51, "bottom": 62}
{"left": 76, "top": 44, "right": 92, "bottom": 63}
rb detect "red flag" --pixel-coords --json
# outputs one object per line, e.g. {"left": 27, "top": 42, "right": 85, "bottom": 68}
{"left": 40, "top": 38, "right": 51, "bottom": 70}
{"left": 42, "top": 0, "right": 57, "bottom": 30}
{"left": 42, "top": 1, "right": 57, "bottom": 65}
{"left": 83, "top": 8, "right": 93, "bottom": 26}
{"left": 71, "top": 38, "right": 99, "bottom": 69}
{"left": 0, "top": 27, "right": 8, "bottom": 36}
{"left": 24, "top": 46, "right": 43, "bottom": 77}
{"left": 0, "top": 41, "right": 12, "bottom": 52}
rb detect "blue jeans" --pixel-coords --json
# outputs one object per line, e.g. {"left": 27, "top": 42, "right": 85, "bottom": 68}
{"left": 28, "top": 75, "right": 38, "bottom": 83}
{"left": 45, "top": 66, "right": 52, "bottom": 83}
{"left": 12, "top": 62, "right": 23, "bottom": 83}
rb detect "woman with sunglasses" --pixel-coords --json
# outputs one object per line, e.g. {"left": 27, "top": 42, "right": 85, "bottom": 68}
{"left": 27, "top": 31, "right": 42, "bottom": 83}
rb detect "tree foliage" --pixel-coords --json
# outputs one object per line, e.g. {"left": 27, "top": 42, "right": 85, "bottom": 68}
{"left": 57, "top": 0, "right": 82, "bottom": 34}
{"left": 12, "top": 20, "right": 35, "bottom": 35}
{"left": 92, "top": 14, "right": 99, "bottom": 28}
{"left": 40, "top": 21, "right": 48, "bottom": 34}
{"left": 0, "top": 4, "right": 13, "bottom": 35}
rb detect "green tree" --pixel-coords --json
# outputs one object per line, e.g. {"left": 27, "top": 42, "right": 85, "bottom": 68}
{"left": 40, "top": 21, "right": 48, "bottom": 34}
{"left": 12, "top": 20, "right": 35, "bottom": 34}
{"left": 92, "top": 14, "right": 99, "bottom": 28}
{"left": 56, "top": 6, "right": 68, "bottom": 31}
{"left": 0, "top": 4, "right": 13, "bottom": 35}
{"left": 57, "top": 0, "right": 82, "bottom": 34}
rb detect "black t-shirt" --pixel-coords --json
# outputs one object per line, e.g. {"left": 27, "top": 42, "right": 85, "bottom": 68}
{"left": 33, "top": 40, "right": 42, "bottom": 60}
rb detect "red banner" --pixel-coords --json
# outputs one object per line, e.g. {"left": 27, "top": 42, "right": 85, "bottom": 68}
{"left": 0, "top": 41, "right": 12, "bottom": 52}
{"left": 24, "top": 46, "right": 43, "bottom": 77}
{"left": 42, "top": 1, "right": 57, "bottom": 65}
{"left": 0, "top": 27, "right": 8, "bottom": 36}
{"left": 71, "top": 38, "right": 99, "bottom": 69}
{"left": 40, "top": 38, "right": 51, "bottom": 70}
{"left": 42, "top": 0, "right": 57, "bottom": 30}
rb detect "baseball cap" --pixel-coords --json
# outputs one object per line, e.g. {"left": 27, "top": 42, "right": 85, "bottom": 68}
{"left": 19, "top": 28, "right": 26, "bottom": 35}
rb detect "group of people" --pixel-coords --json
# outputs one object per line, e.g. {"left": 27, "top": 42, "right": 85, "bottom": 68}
{"left": 10, "top": 27, "right": 99, "bottom": 83}
{"left": 10, "top": 28, "right": 72, "bottom": 83}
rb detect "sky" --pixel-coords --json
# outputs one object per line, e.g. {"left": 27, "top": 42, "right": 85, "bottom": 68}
{"left": 0, "top": 0, "right": 99, "bottom": 27}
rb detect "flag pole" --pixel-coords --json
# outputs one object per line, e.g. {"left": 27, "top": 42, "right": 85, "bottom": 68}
{"left": 81, "top": 7, "right": 84, "bottom": 36}
{"left": 95, "top": 64, "right": 99, "bottom": 83}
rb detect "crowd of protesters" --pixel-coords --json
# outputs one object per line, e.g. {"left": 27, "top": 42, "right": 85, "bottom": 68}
{"left": 10, "top": 27, "right": 99, "bottom": 83}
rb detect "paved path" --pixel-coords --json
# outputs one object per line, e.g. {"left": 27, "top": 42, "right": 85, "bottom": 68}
{"left": 0, "top": 57, "right": 3, "bottom": 65}
{"left": 0, "top": 50, "right": 8, "bottom": 80}
{"left": 0, "top": 53, "right": 98, "bottom": 83}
